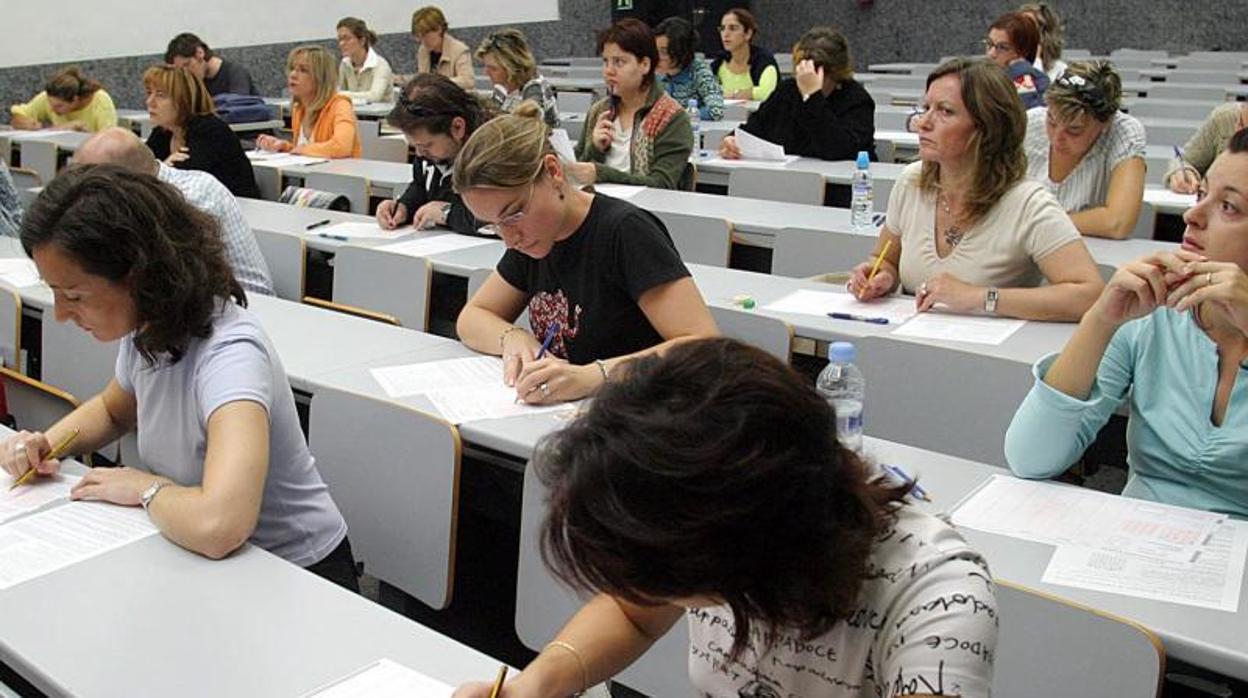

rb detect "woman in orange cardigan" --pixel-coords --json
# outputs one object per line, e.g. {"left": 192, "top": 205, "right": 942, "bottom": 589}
{"left": 257, "top": 45, "right": 361, "bottom": 158}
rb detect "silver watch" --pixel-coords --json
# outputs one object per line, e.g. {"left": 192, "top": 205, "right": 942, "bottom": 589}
{"left": 984, "top": 287, "right": 1000, "bottom": 314}
{"left": 440, "top": 202, "right": 453, "bottom": 222}
{"left": 140, "top": 481, "right": 169, "bottom": 511}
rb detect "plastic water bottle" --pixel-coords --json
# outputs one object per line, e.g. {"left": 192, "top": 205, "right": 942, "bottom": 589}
{"left": 850, "top": 150, "right": 874, "bottom": 234}
{"left": 687, "top": 98, "right": 704, "bottom": 158}
{"left": 816, "top": 341, "right": 865, "bottom": 452}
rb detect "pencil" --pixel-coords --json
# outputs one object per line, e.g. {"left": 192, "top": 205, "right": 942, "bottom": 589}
{"left": 488, "top": 665, "right": 508, "bottom": 698}
{"left": 9, "top": 428, "right": 80, "bottom": 491}
{"left": 867, "top": 239, "right": 892, "bottom": 283}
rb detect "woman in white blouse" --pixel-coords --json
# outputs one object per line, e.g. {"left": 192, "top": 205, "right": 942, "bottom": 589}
{"left": 336, "top": 17, "right": 394, "bottom": 104}
{"left": 1024, "top": 61, "right": 1146, "bottom": 239}
{"left": 849, "top": 58, "right": 1102, "bottom": 322}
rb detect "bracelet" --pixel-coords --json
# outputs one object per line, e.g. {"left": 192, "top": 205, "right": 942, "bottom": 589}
{"left": 594, "top": 359, "right": 610, "bottom": 383}
{"left": 499, "top": 326, "right": 524, "bottom": 351}
{"left": 543, "top": 640, "right": 589, "bottom": 694}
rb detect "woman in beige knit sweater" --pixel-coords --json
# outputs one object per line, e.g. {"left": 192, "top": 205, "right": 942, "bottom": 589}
{"left": 1166, "top": 102, "right": 1248, "bottom": 193}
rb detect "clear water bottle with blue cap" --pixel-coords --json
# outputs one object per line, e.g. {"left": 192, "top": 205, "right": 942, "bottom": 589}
{"left": 816, "top": 341, "right": 865, "bottom": 452}
{"left": 850, "top": 150, "right": 874, "bottom": 235}
{"left": 687, "top": 98, "right": 703, "bottom": 158}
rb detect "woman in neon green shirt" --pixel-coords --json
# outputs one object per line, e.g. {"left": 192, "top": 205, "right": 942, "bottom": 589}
{"left": 10, "top": 67, "right": 117, "bottom": 133}
{"left": 709, "top": 8, "right": 779, "bottom": 101}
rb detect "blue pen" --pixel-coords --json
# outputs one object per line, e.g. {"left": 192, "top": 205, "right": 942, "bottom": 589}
{"left": 828, "top": 312, "right": 889, "bottom": 325}
{"left": 883, "top": 464, "right": 930, "bottom": 501}
{"left": 317, "top": 232, "right": 349, "bottom": 242}
{"left": 305, "top": 219, "right": 333, "bottom": 231}
{"left": 535, "top": 322, "right": 561, "bottom": 360}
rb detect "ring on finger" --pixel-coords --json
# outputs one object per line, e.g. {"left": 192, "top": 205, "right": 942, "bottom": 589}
{"left": 539, "top": 382, "right": 550, "bottom": 397}
{"left": 14, "top": 442, "right": 25, "bottom": 453}
{"left": 1207, "top": 272, "right": 1215, "bottom": 287}
{"left": 918, "top": 282, "right": 929, "bottom": 295}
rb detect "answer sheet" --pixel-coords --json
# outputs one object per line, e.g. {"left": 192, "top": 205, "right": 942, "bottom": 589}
{"left": 890, "top": 312, "right": 1025, "bottom": 345}
{"left": 370, "top": 357, "right": 576, "bottom": 424}
{"left": 1042, "top": 521, "right": 1248, "bottom": 612}
{"left": 762, "top": 289, "right": 916, "bottom": 325}
{"left": 304, "top": 658, "right": 453, "bottom": 698}
{"left": 312, "top": 222, "right": 397, "bottom": 240}
{"left": 245, "top": 152, "right": 329, "bottom": 168}
{"left": 0, "top": 501, "right": 157, "bottom": 590}
{"left": 378, "top": 234, "right": 498, "bottom": 258}
{"left": 0, "top": 471, "right": 80, "bottom": 524}
{"left": 733, "top": 128, "right": 792, "bottom": 161}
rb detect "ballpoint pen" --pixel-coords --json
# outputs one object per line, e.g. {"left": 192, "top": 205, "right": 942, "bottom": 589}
{"left": 828, "top": 312, "right": 889, "bottom": 325}
{"left": 317, "top": 232, "right": 349, "bottom": 242}
{"left": 882, "top": 463, "right": 930, "bottom": 501}
{"left": 305, "top": 219, "right": 333, "bottom": 231}
{"left": 9, "top": 428, "right": 81, "bottom": 491}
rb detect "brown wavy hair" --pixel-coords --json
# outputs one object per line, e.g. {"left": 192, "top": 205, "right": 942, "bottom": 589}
{"left": 142, "top": 64, "right": 215, "bottom": 126}
{"left": 44, "top": 67, "right": 101, "bottom": 101}
{"left": 538, "top": 338, "right": 910, "bottom": 659}
{"left": 919, "top": 58, "right": 1028, "bottom": 223}
{"left": 20, "top": 164, "right": 245, "bottom": 364}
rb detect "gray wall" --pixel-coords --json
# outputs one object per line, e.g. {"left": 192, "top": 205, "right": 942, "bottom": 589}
{"left": 3, "top": 0, "right": 1245, "bottom": 116}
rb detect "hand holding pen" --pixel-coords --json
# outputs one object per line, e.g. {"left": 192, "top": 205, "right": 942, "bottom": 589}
{"left": 4, "top": 428, "right": 81, "bottom": 485}
{"left": 1168, "top": 145, "right": 1201, "bottom": 195}
{"left": 376, "top": 198, "right": 408, "bottom": 230}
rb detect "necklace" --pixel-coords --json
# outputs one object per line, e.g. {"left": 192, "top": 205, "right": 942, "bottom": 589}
{"left": 939, "top": 193, "right": 965, "bottom": 248}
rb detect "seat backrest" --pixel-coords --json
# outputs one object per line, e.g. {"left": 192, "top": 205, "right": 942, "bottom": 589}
{"left": 652, "top": 211, "right": 732, "bottom": 267}
{"left": 727, "top": 168, "right": 825, "bottom": 206}
{"left": 1166, "top": 70, "right": 1241, "bottom": 85}
{"left": 362, "top": 135, "right": 410, "bottom": 163}
{"left": 1148, "top": 83, "right": 1229, "bottom": 101}
{"left": 303, "top": 172, "right": 370, "bottom": 214}
{"left": 556, "top": 90, "right": 592, "bottom": 116}
{"left": 0, "top": 287, "right": 19, "bottom": 371}
{"left": 6, "top": 166, "right": 42, "bottom": 190}
{"left": 307, "top": 385, "right": 460, "bottom": 610}
{"left": 251, "top": 228, "right": 306, "bottom": 301}
{"left": 992, "top": 581, "right": 1164, "bottom": 698}
{"left": 20, "top": 140, "right": 59, "bottom": 186}
{"left": 331, "top": 244, "right": 432, "bottom": 331}
{"left": 709, "top": 305, "right": 793, "bottom": 363}
{"left": 0, "top": 366, "right": 79, "bottom": 440}
{"left": 469, "top": 267, "right": 530, "bottom": 328}
{"left": 772, "top": 227, "right": 880, "bottom": 278}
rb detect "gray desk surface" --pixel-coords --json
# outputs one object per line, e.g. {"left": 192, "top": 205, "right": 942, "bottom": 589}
{"left": 250, "top": 157, "right": 414, "bottom": 199}
{"left": 695, "top": 156, "right": 908, "bottom": 188}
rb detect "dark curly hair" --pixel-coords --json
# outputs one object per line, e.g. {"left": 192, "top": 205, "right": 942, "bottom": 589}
{"left": 20, "top": 164, "right": 245, "bottom": 364}
{"left": 538, "top": 337, "right": 910, "bottom": 659}
{"left": 388, "top": 73, "right": 492, "bottom": 137}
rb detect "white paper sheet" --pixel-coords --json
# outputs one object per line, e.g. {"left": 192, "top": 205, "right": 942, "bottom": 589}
{"left": 303, "top": 658, "right": 454, "bottom": 698}
{"left": 593, "top": 184, "right": 645, "bottom": 200}
{"left": 1042, "top": 521, "right": 1248, "bottom": 612}
{"left": 549, "top": 128, "right": 577, "bottom": 163}
{"left": 0, "top": 472, "right": 81, "bottom": 524}
{"left": 378, "top": 235, "right": 498, "bottom": 258}
{"left": 890, "top": 312, "right": 1025, "bottom": 345}
{"left": 0, "top": 501, "right": 158, "bottom": 590}
{"left": 371, "top": 356, "right": 503, "bottom": 398}
{"left": 246, "top": 152, "right": 330, "bottom": 167}
{"left": 424, "top": 383, "right": 575, "bottom": 424}
{"left": 951, "top": 475, "right": 1226, "bottom": 564}
{"left": 0, "top": 258, "right": 42, "bottom": 288}
{"left": 761, "top": 289, "right": 916, "bottom": 325}
{"left": 733, "top": 128, "right": 793, "bottom": 162}
{"left": 310, "top": 222, "right": 396, "bottom": 240}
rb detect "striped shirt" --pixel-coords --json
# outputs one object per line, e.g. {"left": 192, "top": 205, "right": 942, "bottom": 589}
{"left": 157, "top": 164, "right": 274, "bottom": 296}
{"left": 0, "top": 162, "right": 22, "bottom": 239}
{"left": 1024, "top": 107, "right": 1147, "bottom": 214}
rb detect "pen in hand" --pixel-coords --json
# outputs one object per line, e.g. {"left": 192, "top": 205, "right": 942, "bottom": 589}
{"left": 488, "top": 665, "right": 508, "bottom": 698}
{"left": 9, "top": 428, "right": 81, "bottom": 490}
{"left": 516, "top": 323, "right": 562, "bottom": 404}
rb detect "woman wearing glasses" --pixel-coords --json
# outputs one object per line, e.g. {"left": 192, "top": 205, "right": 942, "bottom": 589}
{"left": 452, "top": 103, "right": 718, "bottom": 405}
{"left": 1024, "top": 61, "right": 1147, "bottom": 239}
{"left": 984, "top": 11, "right": 1049, "bottom": 109}
{"left": 475, "top": 29, "right": 560, "bottom": 128}
{"left": 336, "top": 17, "right": 394, "bottom": 104}
{"left": 848, "top": 58, "right": 1102, "bottom": 322}
{"left": 376, "top": 74, "right": 490, "bottom": 233}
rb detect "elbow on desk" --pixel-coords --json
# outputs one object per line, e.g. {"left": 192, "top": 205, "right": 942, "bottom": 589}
{"left": 1002, "top": 419, "right": 1070, "bottom": 482}
{"left": 191, "top": 516, "right": 254, "bottom": 561}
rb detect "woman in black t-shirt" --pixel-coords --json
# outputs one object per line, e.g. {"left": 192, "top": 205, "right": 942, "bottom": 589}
{"left": 142, "top": 65, "right": 260, "bottom": 198}
{"left": 453, "top": 102, "right": 718, "bottom": 405}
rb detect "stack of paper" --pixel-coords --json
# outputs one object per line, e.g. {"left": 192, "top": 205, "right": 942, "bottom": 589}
{"left": 370, "top": 356, "right": 575, "bottom": 424}
{"left": 0, "top": 471, "right": 80, "bottom": 524}
{"left": 304, "top": 659, "right": 453, "bottom": 697}
{"left": 952, "top": 476, "right": 1245, "bottom": 611}
{"left": 0, "top": 501, "right": 158, "bottom": 590}
{"left": 246, "top": 152, "right": 329, "bottom": 168}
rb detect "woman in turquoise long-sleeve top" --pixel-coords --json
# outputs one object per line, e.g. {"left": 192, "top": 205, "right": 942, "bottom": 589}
{"left": 1005, "top": 129, "right": 1248, "bottom": 518}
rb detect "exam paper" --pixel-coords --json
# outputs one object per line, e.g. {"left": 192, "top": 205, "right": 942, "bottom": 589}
{"left": 246, "top": 152, "right": 329, "bottom": 167}
{"left": 0, "top": 471, "right": 81, "bottom": 524}
{"left": 313, "top": 222, "right": 396, "bottom": 240}
{"left": 304, "top": 658, "right": 453, "bottom": 698}
{"left": 951, "top": 475, "right": 1226, "bottom": 564}
{"left": 762, "top": 289, "right": 916, "bottom": 325}
{"left": 1041, "top": 521, "right": 1248, "bottom": 612}
{"left": 378, "top": 235, "right": 498, "bottom": 258}
{"left": 593, "top": 184, "right": 645, "bottom": 200}
{"left": 734, "top": 128, "right": 792, "bottom": 162}
{"left": 0, "top": 501, "right": 158, "bottom": 590}
{"left": 890, "top": 312, "right": 1025, "bottom": 345}
{"left": 0, "top": 258, "right": 42, "bottom": 288}
{"left": 370, "top": 357, "right": 576, "bottom": 424}
{"left": 425, "top": 383, "right": 575, "bottom": 425}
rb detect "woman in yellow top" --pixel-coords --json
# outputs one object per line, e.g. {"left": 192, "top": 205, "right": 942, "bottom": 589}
{"left": 10, "top": 67, "right": 117, "bottom": 132}
{"left": 256, "top": 46, "right": 361, "bottom": 159}
{"left": 709, "top": 8, "right": 779, "bottom": 101}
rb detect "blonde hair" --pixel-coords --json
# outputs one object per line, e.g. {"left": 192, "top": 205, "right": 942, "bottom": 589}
{"left": 475, "top": 29, "right": 538, "bottom": 90}
{"left": 1045, "top": 60, "right": 1122, "bottom": 124}
{"left": 919, "top": 58, "right": 1027, "bottom": 223}
{"left": 791, "top": 27, "right": 853, "bottom": 84}
{"left": 287, "top": 45, "right": 339, "bottom": 122}
{"left": 142, "top": 65, "right": 215, "bottom": 126}
{"left": 453, "top": 101, "right": 553, "bottom": 192}
{"left": 412, "top": 6, "right": 449, "bottom": 35}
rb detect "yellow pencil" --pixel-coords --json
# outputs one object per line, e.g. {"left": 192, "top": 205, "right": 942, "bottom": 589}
{"left": 8, "top": 428, "right": 80, "bottom": 491}
{"left": 867, "top": 239, "right": 892, "bottom": 283}
{"left": 487, "top": 665, "right": 508, "bottom": 698}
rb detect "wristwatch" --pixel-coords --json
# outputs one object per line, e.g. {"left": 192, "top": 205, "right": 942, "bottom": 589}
{"left": 984, "top": 287, "right": 1000, "bottom": 315}
{"left": 440, "top": 202, "right": 453, "bottom": 223}
{"left": 140, "top": 480, "right": 169, "bottom": 511}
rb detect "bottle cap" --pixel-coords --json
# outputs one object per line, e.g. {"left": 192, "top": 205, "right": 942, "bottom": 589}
{"left": 828, "top": 341, "right": 856, "bottom": 363}
{"left": 856, "top": 151, "right": 870, "bottom": 169}
{"left": 731, "top": 294, "right": 756, "bottom": 310}
{"left": 688, "top": 98, "right": 699, "bottom": 108}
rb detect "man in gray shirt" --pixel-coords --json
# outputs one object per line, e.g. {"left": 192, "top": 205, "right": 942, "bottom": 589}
{"left": 74, "top": 128, "right": 274, "bottom": 296}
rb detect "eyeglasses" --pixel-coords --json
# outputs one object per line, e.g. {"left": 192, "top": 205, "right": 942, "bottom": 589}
{"left": 907, "top": 103, "right": 957, "bottom": 130}
{"left": 482, "top": 176, "right": 539, "bottom": 236}
{"left": 983, "top": 39, "right": 1014, "bottom": 54}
